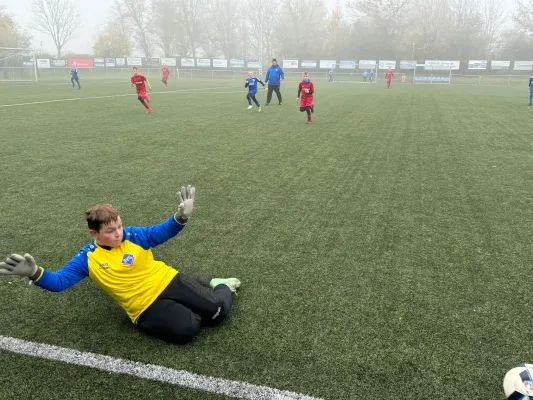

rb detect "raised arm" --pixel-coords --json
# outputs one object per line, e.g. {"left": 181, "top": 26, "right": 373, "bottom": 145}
{"left": 0, "top": 252, "right": 89, "bottom": 292}
{"left": 125, "top": 185, "right": 195, "bottom": 249}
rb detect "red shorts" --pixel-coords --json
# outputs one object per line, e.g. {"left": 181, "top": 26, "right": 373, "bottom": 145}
{"left": 163, "top": 74, "right": 169, "bottom": 80}
{"left": 300, "top": 97, "right": 313, "bottom": 108}
{"left": 137, "top": 90, "right": 148, "bottom": 100}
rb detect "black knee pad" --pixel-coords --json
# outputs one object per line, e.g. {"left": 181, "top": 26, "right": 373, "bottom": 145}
{"left": 138, "top": 96, "right": 144, "bottom": 102}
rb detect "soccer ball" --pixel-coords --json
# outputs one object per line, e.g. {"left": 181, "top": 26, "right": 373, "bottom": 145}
{"left": 503, "top": 364, "right": 533, "bottom": 399}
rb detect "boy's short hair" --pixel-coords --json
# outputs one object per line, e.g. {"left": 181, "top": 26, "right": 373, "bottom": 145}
{"left": 85, "top": 204, "right": 120, "bottom": 232}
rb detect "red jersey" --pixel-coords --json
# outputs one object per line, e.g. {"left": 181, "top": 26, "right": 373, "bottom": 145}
{"left": 162, "top": 66, "right": 169, "bottom": 77}
{"left": 131, "top": 74, "right": 148, "bottom": 93}
{"left": 298, "top": 80, "right": 314, "bottom": 107}
{"left": 386, "top": 70, "right": 394, "bottom": 81}
{"left": 298, "top": 80, "right": 314, "bottom": 99}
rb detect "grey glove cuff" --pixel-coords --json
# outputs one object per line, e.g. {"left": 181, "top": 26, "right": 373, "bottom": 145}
{"left": 29, "top": 267, "right": 42, "bottom": 281}
{"left": 174, "top": 213, "right": 189, "bottom": 225}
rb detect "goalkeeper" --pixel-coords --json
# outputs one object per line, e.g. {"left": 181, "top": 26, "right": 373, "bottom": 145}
{"left": 0, "top": 186, "right": 241, "bottom": 345}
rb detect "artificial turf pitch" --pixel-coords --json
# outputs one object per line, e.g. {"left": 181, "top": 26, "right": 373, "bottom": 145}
{"left": 1, "top": 76, "right": 533, "bottom": 399}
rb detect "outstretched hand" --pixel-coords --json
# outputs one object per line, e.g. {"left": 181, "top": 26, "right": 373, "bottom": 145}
{"left": 177, "top": 185, "right": 196, "bottom": 219}
{"left": 0, "top": 254, "right": 39, "bottom": 277}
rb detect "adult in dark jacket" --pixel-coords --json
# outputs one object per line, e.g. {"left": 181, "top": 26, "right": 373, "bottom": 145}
{"left": 265, "top": 58, "right": 285, "bottom": 105}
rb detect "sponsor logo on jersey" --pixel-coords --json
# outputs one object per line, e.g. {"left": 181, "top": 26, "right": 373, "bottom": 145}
{"left": 122, "top": 254, "right": 134, "bottom": 266}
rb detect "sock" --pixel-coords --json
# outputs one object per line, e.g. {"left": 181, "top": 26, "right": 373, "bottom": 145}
{"left": 530, "top": 94, "right": 532, "bottom": 105}
{"left": 143, "top": 100, "right": 150, "bottom": 110}
{"left": 248, "top": 98, "right": 252, "bottom": 105}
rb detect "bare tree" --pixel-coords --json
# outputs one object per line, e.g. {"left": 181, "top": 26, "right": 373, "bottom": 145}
{"left": 205, "top": 0, "right": 241, "bottom": 59}
{"left": 448, "top": 0, "right": 483, "bottom": 58}
{"left": 322, "top": 4, "right": 352, "bottom": 58}
{"left": 30, "top": 0, "right": 81, "bottom": 57}
{"left": 411, "top": 0, "right": 452, "bottom": 58}
{"left": 93, "top": 22, "right": 133, "bottom": 57}
{"left": 1, "top": 8, "right": 31, "bottom": 51}
{"left": 113, "top": 0, "right": 155, "bottom": 57}
{"left": 177, "top": 0, "right": 206, "bottom": 58}
{"left": 244, "top": 0, "right": 279, "bottom": 64}
{"left": 514, "top": 0, "right": 533, "bottom": 36}
{"left": 347, "top": 0, "right": 413, "bottom": 58}
{"left": 152, "top": 0, "right": 180, "bottom": 56}
{"left": 480, "top": 0, "right": 507, "bottom": 58}
{"left": 279, "top": 0, "right": 326, "bottom": 58}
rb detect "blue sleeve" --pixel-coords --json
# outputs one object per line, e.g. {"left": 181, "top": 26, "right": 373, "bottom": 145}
{"left": 124, "top": 215, "right": 186, "bottom": 250}
{"left": 279, "top": 68, "right": 285, "bottom": 79}
{"left": 34, "top": 249, "right": 89, "bottom": 292}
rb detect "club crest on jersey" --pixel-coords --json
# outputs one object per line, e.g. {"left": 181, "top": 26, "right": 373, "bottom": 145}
{"left": 99, "top": 263, "right": 109, "bottom": 269}
{"left": 122, "top": 254, "right": 134, "bottom": 266}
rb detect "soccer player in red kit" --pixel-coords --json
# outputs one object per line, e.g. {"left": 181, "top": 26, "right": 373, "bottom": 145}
{"left": 386, "top": 68, "right": 394, "bottom": 89}
{"left": 162, "top": 64, "right": 169, "bottom": 88}
{"left": 297, "top": 72, "right": 315, "bottom": 124}
{"left": 131, "top": 67, "right": 152, "bottom": 113}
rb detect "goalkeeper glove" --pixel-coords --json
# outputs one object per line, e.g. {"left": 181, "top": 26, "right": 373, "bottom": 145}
{"left": 0, "top": 254, "right": 39, "bottom": 278}
{"left": 176, "top": 185, "right": 196, "bottom": 220}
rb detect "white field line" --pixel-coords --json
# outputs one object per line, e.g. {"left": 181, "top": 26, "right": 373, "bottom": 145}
{"left": 0, "top": 335, "right": 324, "bottom": 400}
{"left": 0, "top": 86, "right": 242, "bottom": 108}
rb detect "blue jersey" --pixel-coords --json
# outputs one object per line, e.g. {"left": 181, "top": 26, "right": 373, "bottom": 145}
{"left": 245, "top": 77, "right": 264, "bottom": 93}
{"left": 329, "top": 71, "right": 333, "bottom": 76}
{"left": 70, "top": 68, "right": 78, "bottom": 79}
{"left": 265, "top": 66, "right": 284, "bottom": 86}
{"left": 529, "top": 77, "right": 533, "bottom": 92}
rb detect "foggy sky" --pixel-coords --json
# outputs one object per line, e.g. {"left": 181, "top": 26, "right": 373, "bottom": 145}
{"left": 2, "top": 0, "right": 517, "bottom": 56}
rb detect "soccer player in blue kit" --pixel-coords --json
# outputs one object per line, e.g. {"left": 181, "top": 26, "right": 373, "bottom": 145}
{"left": 0, "top": 186, "right": 241, "bottom": 345}
{"left": 70, "top": 62, "right": 80, "bottom": 89}
{"left": 245, "top": 71, "right": 264, "bottom": 111}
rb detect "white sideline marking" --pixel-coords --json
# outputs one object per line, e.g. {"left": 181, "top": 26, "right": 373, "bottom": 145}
{"left": 0, "top": 86, "right": 241, "bottom": 108}
{"left": 0, "top": 335, "right": 323, "bottom": 400}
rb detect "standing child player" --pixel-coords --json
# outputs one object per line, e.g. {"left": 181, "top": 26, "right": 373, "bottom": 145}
{"left": 70, "top": 62, "right": 80, "bottom": 89}
{"left": 131, "top": 67, "right": 152, "bottom": 114}
{"left": 329, "top": 69, "right": 334, "bottom": 83}
{"left": 245, "top": 71, "right": 264, "bottom": 111}
{"left": 529, "top": 72, "right": 533, "bottom": 106}
{"left": 162, "top": 63, "right": 169, "bottom": 88}
{"left": 385, "top": 68, "right": 394, "bottom": 89}
{"left": 297, "top": 72, "right": 315, "bottom": 124}
{"left": 369, "top": 70, "right": 374, "bottom": 83}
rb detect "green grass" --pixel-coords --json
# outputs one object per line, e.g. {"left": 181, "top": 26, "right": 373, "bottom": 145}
{"left": 1, "top": 76, "right": 533, "bottom": 399}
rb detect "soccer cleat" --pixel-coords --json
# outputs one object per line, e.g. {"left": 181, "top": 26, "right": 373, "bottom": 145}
{"left": 146, "top": 108, "right": 152, "bottom": 114}
{"left": 247, "top": 105, "right": 253, "bottom": 110}
{"left": 258, "top": 107, "right": 262, "bottom": 112}
{"left": 278, "top": 102, "right": 283, "bottom": 105}
{"left": 210, "top": 278, "right": 241, "bottom": 293}
{"left": 306, "top": 120, "right": 312, "bottom": 124}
